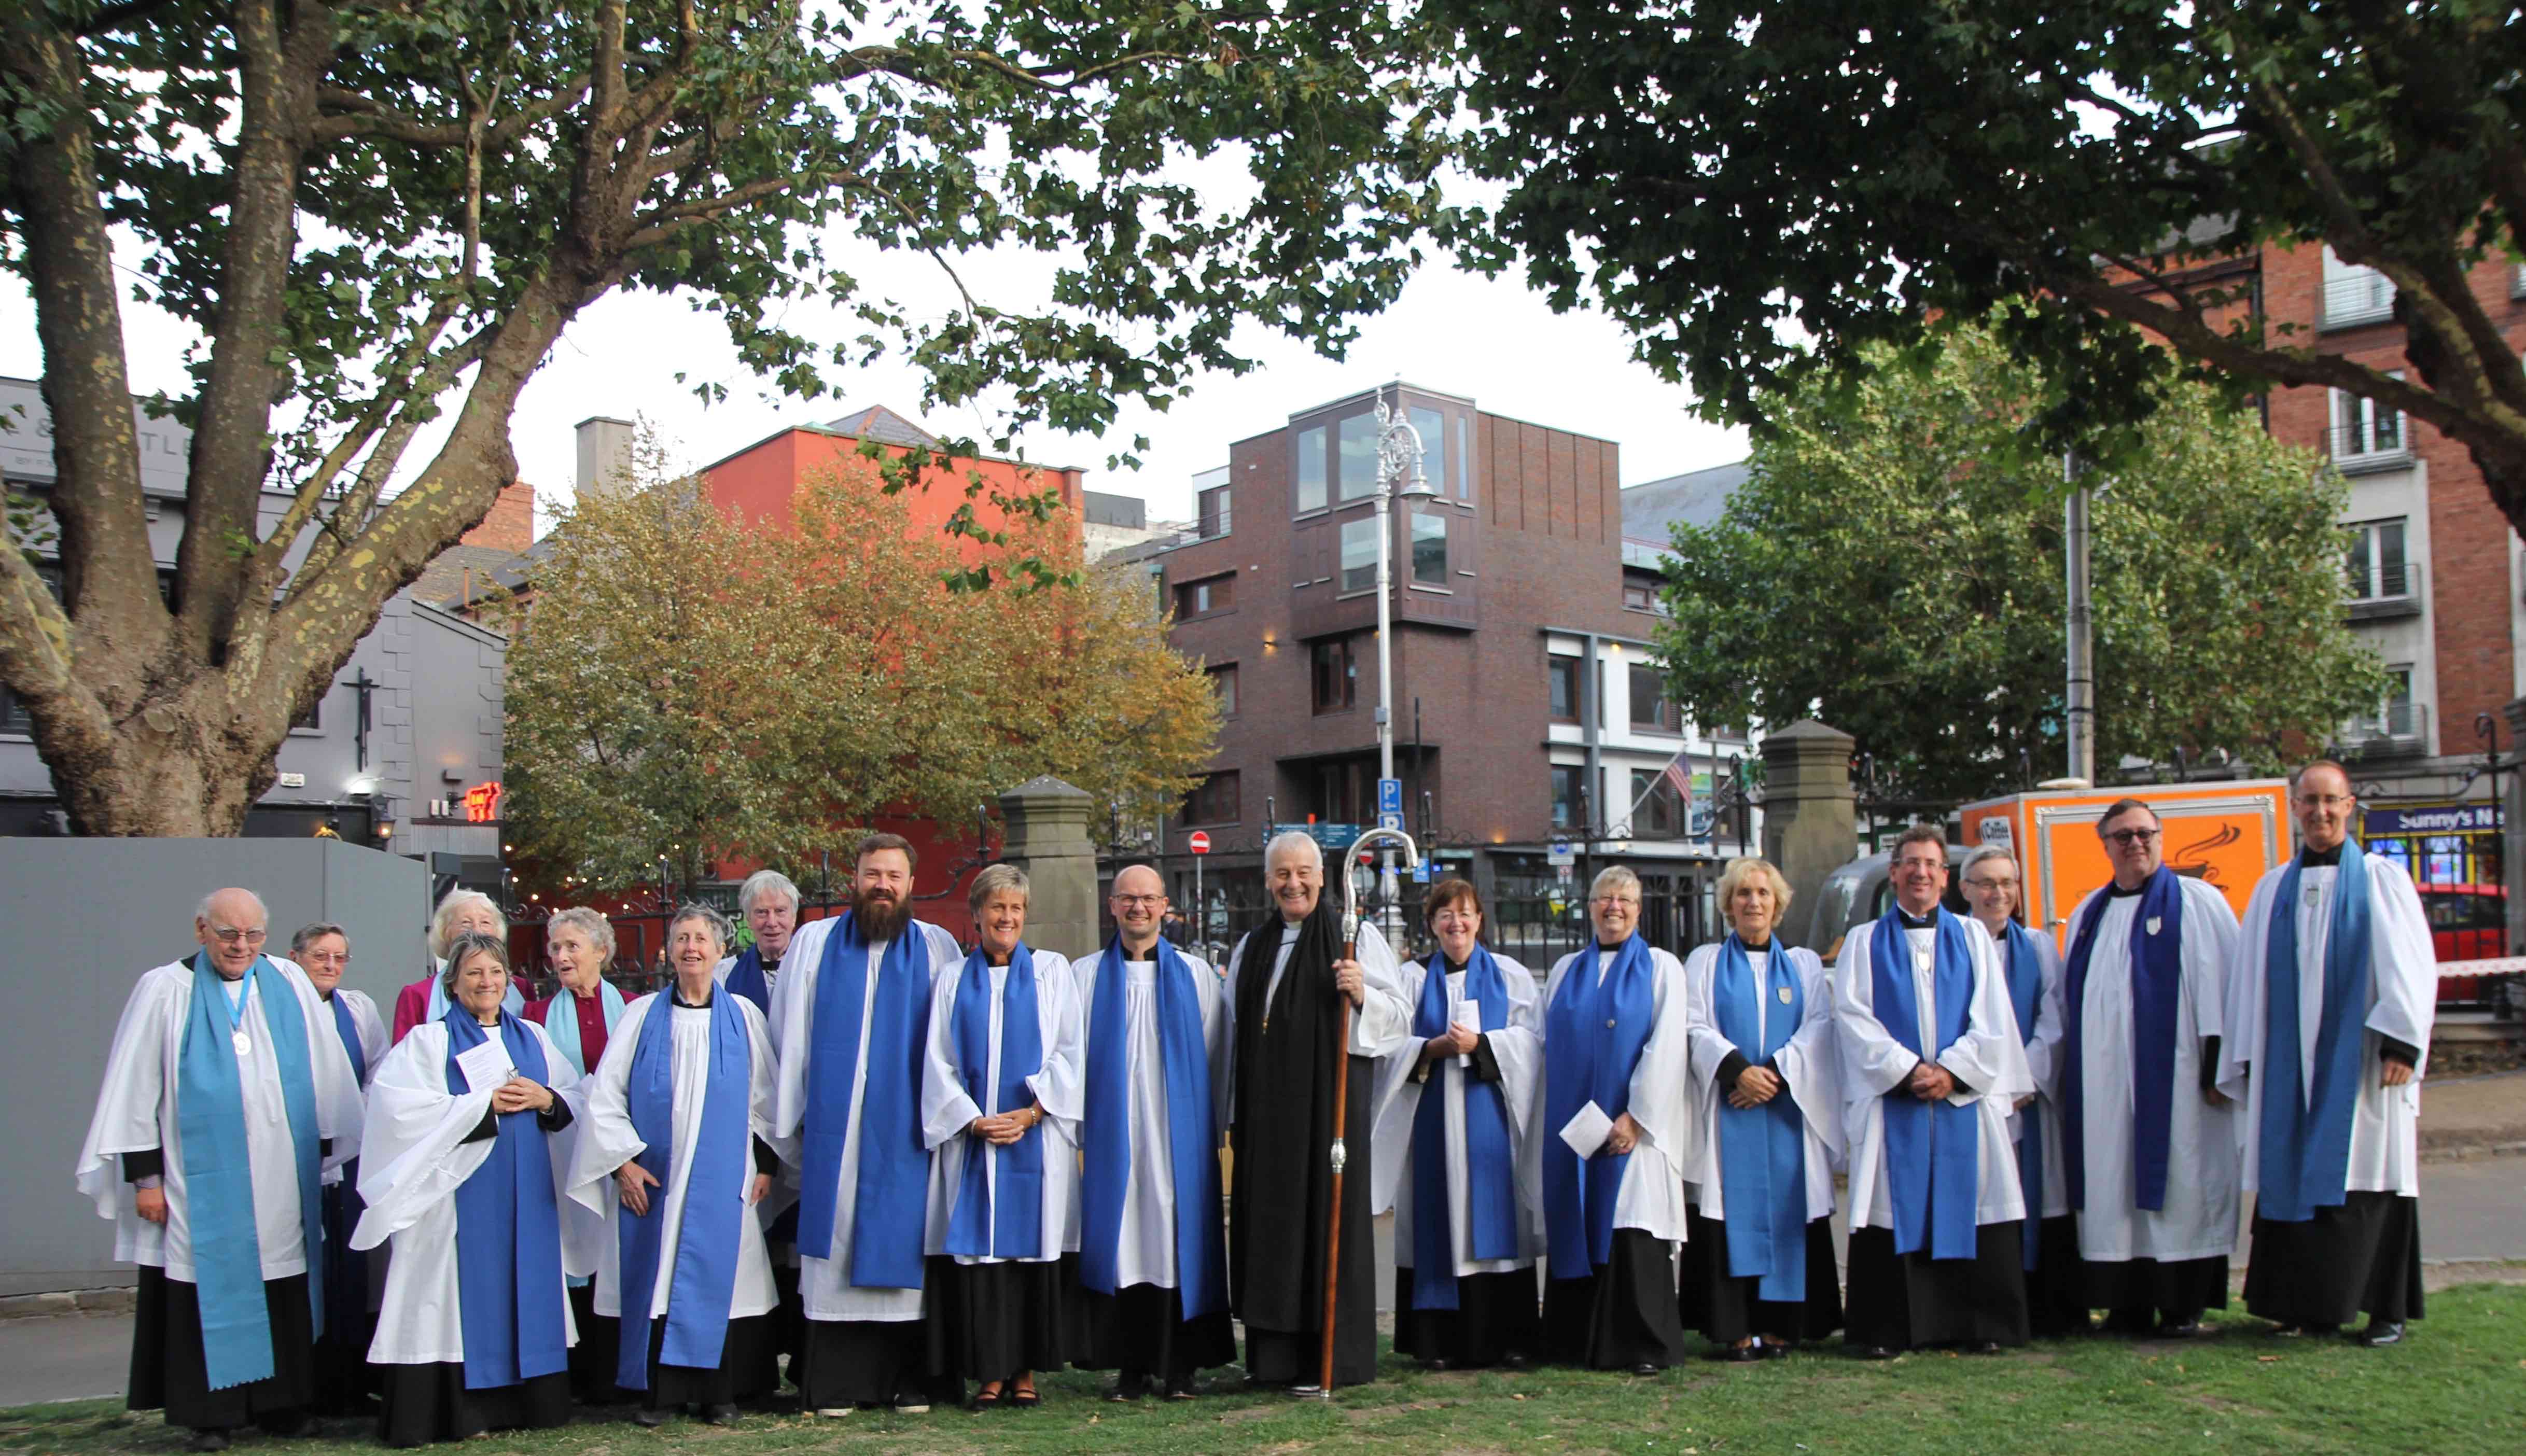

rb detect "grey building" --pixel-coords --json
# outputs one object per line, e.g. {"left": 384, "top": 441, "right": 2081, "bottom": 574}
{"left": 1, "top": 376, "right": 510, "bottom": 874}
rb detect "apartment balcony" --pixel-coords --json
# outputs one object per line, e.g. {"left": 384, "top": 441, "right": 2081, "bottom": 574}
{"left": 2323, "top": 423, "right": 2411, "bottom": 476}
{"left": 2346, "top": 561, "right": 2423, "bottom": 622}
{"left": 2341, "top": 702, "right": 2430, "bottom": 760}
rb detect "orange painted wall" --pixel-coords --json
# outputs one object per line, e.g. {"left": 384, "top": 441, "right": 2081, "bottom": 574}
{"left": 703, "top": 427, "right": 1084, "bottom": 558}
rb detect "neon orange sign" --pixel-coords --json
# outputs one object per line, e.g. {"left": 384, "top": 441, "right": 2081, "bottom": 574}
{"left": 462, "top": 782, "right": 503, "bottom": 823}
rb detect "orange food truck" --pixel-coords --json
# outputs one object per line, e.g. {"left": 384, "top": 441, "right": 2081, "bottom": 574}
{"left": 1956, "top": 779, "right": 2296, "bottom": 946}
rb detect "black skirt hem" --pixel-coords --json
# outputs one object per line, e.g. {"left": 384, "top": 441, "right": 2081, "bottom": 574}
{"left": 1679, "top": 1207, "right": 1844, "bottom": 1344}
{"left": 1843, "top": 1223, "right": 2030, "bottom": 1351}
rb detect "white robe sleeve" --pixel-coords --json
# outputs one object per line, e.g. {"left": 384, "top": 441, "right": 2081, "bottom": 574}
{"left": 74, "top": 967, "right": 183, "bottom": 1232}
{"left": 274, "top": 957, "right": 363, "bottom": 1173}
{"left": 1488, "top": 957, "right": 1545, "bottom": 1154}
{"left": 1624, "top": 949, "right": 1694, "bottom": 1167}
{"left": 351, "top": 1025, "right": 503, "bottom": 1252}
{"left": 767, "top": 918, "right": 831, "bottom": 1140}
{"left": 564, "top": 994, "right": 659, "bottom": 1217}
{"left": 2218, "top": 871, "right": 2282, "bottom": 1103}
{"left": 2181, "top": 878, "right": 2240, "bottom": 1046}
{"left": 1347, "top": 922, "right": 1414, "bottom": 1057}
{"left": 2022, "top": 934, "right": 2069, "bottom": 1102}
{"left": 1934, "top": 927, "right": 2031, "bottom": 1105}
{"left": 2364, "top": 857, "right": 2437, "bottom": 1064}
{"left": 1770, "top": 948, "right": 1845, "bottom": 1161}
{"left": 920, "top": 971, "right": 984, "bottom": 1152}
{"left": 1366, "top": 960, "right": 1434, "bottom": 1215}
{"left": 1832, "top": 926, "right": 1918, "bottom": 1098}
{"left": 1218, "top": 931, "right": 1253, "bottom": 1128}
{"left": 1024, "top": 953, "right": 1086, "bottom": 1136}
{"left": 345, "top": 990, "right": 390, "bottom": 1089}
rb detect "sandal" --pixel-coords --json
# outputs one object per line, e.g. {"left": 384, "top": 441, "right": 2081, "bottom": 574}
{"left": 1008, "top": 1388, "right": 1041, "bottom": 1409}
{"left": 968, "top": 1386, "right": 1002, "bottom": 1411}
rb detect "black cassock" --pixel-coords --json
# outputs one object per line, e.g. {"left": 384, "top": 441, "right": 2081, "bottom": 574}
{"left": 1229, "top": 906, "right": 1381, "bottom": 1387}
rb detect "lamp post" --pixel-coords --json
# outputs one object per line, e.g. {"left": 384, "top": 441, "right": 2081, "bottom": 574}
{"left": 1372, "top": 390, "right": 1440, "bottom": 936}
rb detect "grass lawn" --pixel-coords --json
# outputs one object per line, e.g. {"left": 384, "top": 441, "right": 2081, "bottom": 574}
{"left": 5, "top": 1287, "right": 2521, "bottom": 1456}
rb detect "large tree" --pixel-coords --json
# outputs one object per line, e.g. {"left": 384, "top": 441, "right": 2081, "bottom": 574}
{"left": 1651, "top": 326, "right": 2388, "bottom": 806}
{"left": 0, "top": 0, "right": 1441, "bottom": 834}
{"left": 1440, "top": 1, "right": 2526, "bottom": 535}
{"left": 502, "top": 446, "right": 1218, "bottom": 891}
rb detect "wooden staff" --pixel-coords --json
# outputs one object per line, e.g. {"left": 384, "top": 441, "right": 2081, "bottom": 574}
{"left": 1307, "top": 827, "right": 1418, "bottom": 1396}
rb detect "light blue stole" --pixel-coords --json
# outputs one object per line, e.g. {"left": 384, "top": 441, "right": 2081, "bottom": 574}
{"left": 541, "top": 979, "right": 625, "bottom": 1077}
{"left": 946, "top": 944, "right": 1046, "bottom": 1259}
{"left": 613, "top": 989, "right": 749, "bottom": 1389}
{"left": 177, "top": 951, "right": 324, "bottom": 1391}
{"left": 1712, "top": 935, "right": 1808, "bottom": 1302}
{"left": 1869, "top": 909, "right": 1981, "bottom": 1261}
{"left": 2258, "top": 847, "right": 2376, "bottom": 1222}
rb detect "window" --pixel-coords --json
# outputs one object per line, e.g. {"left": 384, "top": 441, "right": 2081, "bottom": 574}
{"left": 1197, "top": 483, "right": 1232, "bottom": 540}
{"left": 1628, "top": 662, "right": 1679, "bottom": 733}
{"left": 1207, "top": 663, "right": 1239, "bottom": 717}
{"left": 1312, "top": 635, "right": 1359, "bottom": 713}
{"left": 2344, "top": 519, "right": 2411, "bottom": 599}
{"left": 1409, "top": 512, "right": 1448, "bottom": 586}
{"left": 1294, "top": 425, "right": 1328, "bottom": 514}
{"left": 1550, "top": 765, "right": 1582, "bottom": 829}
{"left": 2322, "top": 245, "right": 2395, "bottom": 328}
{"left": 1631, "top": 767, "right": 1683, "bottom": 838}
{"left": 1623, "top": 580, "right": 1657, "bottom": 612}
{"left": 2331, "top": 381, "right": 2406, "bottom": 463}
{"left": 1337, "top": 412, "right": 1379, "bottom": 501}
{"left": 1339, "top": 515, "right": 1380, "bottom": 593}
{"left": 1408, "top": 404, "right": 1446, "bottom": 493}
{"left": 1182, "top": 770, "right": 1240, "bottom": 827}
{"left": 1455, "top": 414, "right": 1472, "bottom": 500}
{"left": 1174, "top": 571, "right": 1234, "bottom": 619}
{"left": 1547, "top": 654, "right": 1582, "bottom": 723}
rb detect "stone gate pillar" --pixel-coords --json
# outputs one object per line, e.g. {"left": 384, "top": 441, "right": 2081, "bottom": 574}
{"left": 1760, "top": 719, "right": 1859, "bottom": 948}
{"left": 997, "top": 775, "right": 1099, "bottom": 958}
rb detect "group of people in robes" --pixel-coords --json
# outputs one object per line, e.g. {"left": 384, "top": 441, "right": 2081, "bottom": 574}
{"left": 78, "top": 760, "right": 2443, "bottom": 1447}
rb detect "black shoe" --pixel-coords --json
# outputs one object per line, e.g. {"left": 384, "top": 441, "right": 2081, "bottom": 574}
{"left": 633, "top": 1407, "right": 668, "bottom": 1427}
{"left": 187, "top": 1431, "right": 230, "bottom": 1453}
{"left": 2271, "top": 1321, "right": 2336, "bottom": 1338}
{"left": 1628, "top": 1361, "right": 1662, "bottom": 1377}
{"left": 1967, "top": 1340, "right": 2003, "bottom": 1356}
{"left": 1106, "top": 1373, "right": 1149, "bottom": 1402}
{"left": 702, "top": 1404, "right": 739, "bottom": 1425}
{"left": 2156, "top": 1319, "right": 2205, "bottom": 1340}
{"left": 1424, "top": 1356, "right": 1453, "bottom": 1371}
{"left": 1163, "top": 1380, "right": 1199, "bottom": 1402}
{"left": 1500, "top": 1352, "right": 1531, "bottom": 1372}
{"left": 2354, "top": 1321, "right": 2406, "bottom": 1347}
{"left": 1722, "top": 1339, "right": 1761, "bottom": 1363}
{"left": 1853, "top": 1344, "right": 1899, "bottom": 1361}
{"left": 1760, "top": 1339, "right": 1793, "bottom": 1361}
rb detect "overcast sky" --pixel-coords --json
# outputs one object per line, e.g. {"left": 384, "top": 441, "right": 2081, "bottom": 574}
{"left": 0, "top": 229, "right": 1749, "bottom": 539}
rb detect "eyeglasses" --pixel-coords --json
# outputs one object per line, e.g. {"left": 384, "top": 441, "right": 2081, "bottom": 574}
{"left": 1963, "top": 876, "right": 2019, "bottom": 892}
{"left": 208, "top": 925, "right": 268, "bottom": 946}
{"left": 300, "top": 950, "right": 351, "bottom": 966}
{"left": 2103, "top": 828, "right": 2161, "bottom": 847}
{"left": 1111, "top": 895, "right": 1165, "bottom": 909}
{"left": 2296, "top": 793, "right": 2354, "bottom": 810}
{"left": 1589, "top": 896, "right": 1640, "bottom": 908}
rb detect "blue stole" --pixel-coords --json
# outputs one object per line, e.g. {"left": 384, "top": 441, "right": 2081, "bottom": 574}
{"left": 1541, "top": 933, "right": 1657, "bottom": 1279}
{"left": 1997, "top": 921, "right": 2048, "bottom": 1270}
{"left": 541, "top": 980, "right": 625, "bottom": 1077}
{"left": 1406, "top": 945, "right": 1519, "bottom": 1311}
{"left": 330, "top": 996, "right": 369, "bottom": 1086}
{"left": 613, "top": 989, "right": 749, "bottom": 1389}
{"left": 429, "top": 974, "right": 524, "bottom": 1023}
{"left": 2061, "top": 866, "right": 2185, "bottom": 1213}
{"left": 1079, "top": 937, "right": 1226, "bottom": 1318}
{"left": 2258, "top": 848, "right": 2375, "bottom": 1222}
{"left": 721, "top": 947, "right": 773, "bottom": 1016}
{"left": 322, "top": 995, "right": 370, "bottom": 1344}
{"left": 1712, "top": 935, "right": 1808, "bottom": 1303}
{"left": 796, "top": 914, "right": 931, "bottom": 1287}
{"left": 177, "top": 952, "right": 324, "bottom": 1391}
{"left": 946, "top": 944, "right": 1047, "bottom": 1259}
{"left": 1868, "top": 910, "right": 1981, "bottom": 1261}
{"left": 442, "top": 1009, "right": 567, "bottom": 1391}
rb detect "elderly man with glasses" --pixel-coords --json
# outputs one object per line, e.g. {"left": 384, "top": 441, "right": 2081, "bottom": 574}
{"left": 75, "top": 890, "right": 363, "bottom": 1451}
{"left": 2053, "top": 799, "right": 2242, "bottom": 1340}
{"left": 2221, "top": 761, "right": 2437, "bottom": 1347}
{"left": 1832, "top": 824, "right": 2033, "bottom": 1359}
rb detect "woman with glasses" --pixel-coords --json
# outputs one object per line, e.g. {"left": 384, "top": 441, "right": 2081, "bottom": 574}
{"left": 1369, "top": 878, "right": 1544, "bottom": 1370}
{"left": 1679, "top": 858, "right": 1844, "bottom": 1360}
{"left": 292, "top": 923, "right": 388, "bottom": 1412}
{"left": 1537, "top": 866, "right": 1692, "bottom": 1374}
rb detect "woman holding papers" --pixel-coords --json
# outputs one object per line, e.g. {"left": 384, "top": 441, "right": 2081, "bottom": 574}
{"left": 354, "top": 934, "right": 590, "bottom": 1447}
{"left": 1537, "top": 866, "right": 1693, "bottom": 1373}
{"left": 1370, "top": 879, "right": 1544, "bottom": 1370}
{"left": 1679, "top": 858, "right": 1844, "bottom": 1360}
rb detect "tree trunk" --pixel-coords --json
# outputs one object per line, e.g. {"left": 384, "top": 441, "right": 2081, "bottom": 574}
{"left": 47, "top": 660, "right": 294, "bottom": 836}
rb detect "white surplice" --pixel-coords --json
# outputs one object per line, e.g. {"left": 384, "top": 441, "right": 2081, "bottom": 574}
{"left": 768, "top": 916, "right": 962, "bottom": 1322}
{"left": 567, "top": 991, "right": 793, "bottom": 1322}
{"left": 2058, "top": 878, "right": 2240, "bottom": 1263}
{"left": 919, "top": 951, "right": 1084, "bottom": 1264}
{"left": 1680, "top": 943, "right": 1843, "bottom": 1223}
{"left": 1534, "top": 944, "right": 1695, "bottom": 1243}
{"left": 1991, "top": 926, "right": 2070, "bottom": 1222}
{"left": 353, "top": 1017, "right": 595, "bottom": 1366}
{"left": 1831, "top": 913, "right": 2032, "bottom": 1231}
{"left": 75, "top": 957, "right": 362, "bottom": 1281}
{"left": 320, "top": 988, "right": 388, "bottom": 1192}
{"left": 1068, "top": 948, "right": 1229, "bottom": 1286}
{"left": 1220, "top": 919, "right": 1413, "bottom": 1092}
{"left": 2220, "top": 852, "right": 2437, "bottom": 1199}
{"left": 1368, "top": 953, "right": 1545, "bottom": 1274}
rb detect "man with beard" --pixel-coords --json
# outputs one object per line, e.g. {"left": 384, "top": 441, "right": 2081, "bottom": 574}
{"left": 1222, "top": 831, "right": 1412, "bottom": 1389}
{"left": 769, "top": 834, "right": 962, "bottom": 1414}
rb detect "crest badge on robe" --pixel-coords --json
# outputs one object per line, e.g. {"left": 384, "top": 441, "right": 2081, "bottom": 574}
{"left": 2146, "top": 916, "right": 2163, "bottom": 936}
